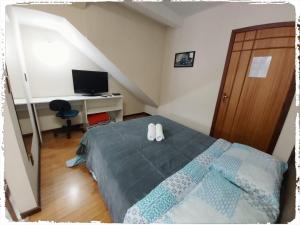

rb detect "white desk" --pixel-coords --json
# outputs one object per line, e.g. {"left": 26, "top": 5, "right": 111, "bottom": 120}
{"left": 14, "top": 95, "right": 123, "bottom": 105}
{"left": 14, "top": 95, "right": 123, "bottom": 142}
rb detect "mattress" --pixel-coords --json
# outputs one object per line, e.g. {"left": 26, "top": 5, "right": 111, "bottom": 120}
{"left": 125, "top": 140, "right": 286, "bottom": 223}
{"left": 78, "top": 115, "right": 216, "bottom": 222}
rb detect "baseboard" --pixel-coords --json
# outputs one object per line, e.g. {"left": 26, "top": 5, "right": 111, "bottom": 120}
{"left": 123, "top": 112, "right": 151, "bottom": 120}
{"left": 124, "top": 112, "right": 151, "bottom": 117}
{"left": 20, "top": 206, "right": 41, "bottom": 219}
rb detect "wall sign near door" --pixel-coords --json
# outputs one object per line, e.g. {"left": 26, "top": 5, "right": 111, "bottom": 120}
{"left": 249, "top": 56, "right": 272, "bottom": 78}
{"left": 174, "top": 51, "right": 195, "bottom": 67}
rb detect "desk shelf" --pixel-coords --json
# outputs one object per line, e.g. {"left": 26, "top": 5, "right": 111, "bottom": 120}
{"left": 86, "top": 106, "right": 122, "bottom": 115}
{"left": 83, "top": 96, "right": 123, "bottom": 125}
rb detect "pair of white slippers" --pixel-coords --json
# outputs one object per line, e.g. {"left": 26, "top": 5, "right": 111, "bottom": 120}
{"left": 147, "top": 123, "right": 165, "bottom": 142}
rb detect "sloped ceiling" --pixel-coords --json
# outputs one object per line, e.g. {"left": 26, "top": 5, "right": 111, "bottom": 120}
{"left": 8, "top": 6, "right": 158, "bottom": 107}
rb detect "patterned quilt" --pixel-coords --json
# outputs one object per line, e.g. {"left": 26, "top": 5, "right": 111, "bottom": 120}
{"left": 124, "top": 139, "right": 286, "bottom": 224}
{"left": 123, "top": 139, "right": 231, "bottom": 223}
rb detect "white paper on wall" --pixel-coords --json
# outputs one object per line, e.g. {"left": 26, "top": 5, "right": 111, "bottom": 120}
{"left": 249, "top": 56, "right": 272, "bottom": 78}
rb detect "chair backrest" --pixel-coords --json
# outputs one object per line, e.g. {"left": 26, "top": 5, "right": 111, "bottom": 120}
{"left": 49, "top": 100, "right": 71, "bottom": 112}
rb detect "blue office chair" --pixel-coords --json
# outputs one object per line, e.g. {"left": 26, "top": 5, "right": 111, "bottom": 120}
{"left": 49, "top": 100, "right": 80, "bottom": 139}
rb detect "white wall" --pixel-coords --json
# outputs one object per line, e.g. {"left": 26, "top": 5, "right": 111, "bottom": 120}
{"left": 273, "top": 97, "right": 297, "bottom": 162}
{"left": 157, "top": 3, "right": 295, "bottom": 161}
{"left": 21, "top": 25, "right": 99, "bottom": 98}
{"left": 25, "top": 3, "right": 167, "bottom": 105}
{"left": 8, "top": 3, "right": 296, "bottom": 159}
{"left": 8, "top": 2, "right": 167, "bottom": 133}
{"left": 7, "top": 24, "right": 146, "bottom": 132}
{"left": 10, "top": 24, "right": 145, "bottom": 115}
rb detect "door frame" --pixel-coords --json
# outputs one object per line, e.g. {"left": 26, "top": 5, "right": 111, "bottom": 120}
{"left": 210, "top": 22, "right": 295, "bottom": 154}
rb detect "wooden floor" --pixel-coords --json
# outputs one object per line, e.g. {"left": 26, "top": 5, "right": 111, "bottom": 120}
{"left": 28, "top": 131, "right": 112, "bottom": 222}
{"left": 28, "top": 113, "right": 149, "bottom": 222}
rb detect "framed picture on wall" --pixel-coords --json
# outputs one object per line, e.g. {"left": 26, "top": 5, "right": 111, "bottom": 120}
{"left": 174, "top": 51, "right": 195, "bottom": 67}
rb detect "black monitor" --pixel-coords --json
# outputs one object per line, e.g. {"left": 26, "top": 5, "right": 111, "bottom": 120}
{"left": 72, "top": 69, "right": 108, "bottom": 95}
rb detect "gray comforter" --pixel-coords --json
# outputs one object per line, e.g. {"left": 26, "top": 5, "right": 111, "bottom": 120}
{"left": 78, "top": 115, "right": 215, "bottom": 222}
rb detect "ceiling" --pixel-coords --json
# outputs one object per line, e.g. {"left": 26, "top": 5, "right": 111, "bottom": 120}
{"left": 161, "top": 1, "right": 225, "bottom": 18}
{"left": 122, "top": 1, "right": 225, "bottom": 27}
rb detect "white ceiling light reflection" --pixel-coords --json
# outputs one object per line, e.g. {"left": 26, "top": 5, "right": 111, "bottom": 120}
{"left": 34, "top": 41, "right": 69, "bottom": 66}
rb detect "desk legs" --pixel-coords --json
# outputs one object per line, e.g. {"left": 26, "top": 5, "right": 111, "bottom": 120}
{"left": 82, "top": 100, "right": 88, "bottom": 131}
{"left": 31, "top": 104, "right": 43, "bottom": 143}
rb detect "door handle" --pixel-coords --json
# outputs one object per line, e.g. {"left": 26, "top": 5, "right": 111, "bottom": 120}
{"left": 222, "top": 93, "right": 229, "bottom": 103}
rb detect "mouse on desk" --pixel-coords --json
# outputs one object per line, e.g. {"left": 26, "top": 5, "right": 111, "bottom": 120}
{"left": 112, "top": 93, "right": 121, "bottom": 96}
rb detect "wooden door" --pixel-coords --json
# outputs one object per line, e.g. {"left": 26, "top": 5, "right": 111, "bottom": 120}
{"left": 211, "top": 22, "right": 295, "bottom": 154}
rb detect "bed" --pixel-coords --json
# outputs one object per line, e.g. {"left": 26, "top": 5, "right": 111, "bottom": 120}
{"left": 77, "top": 115, "right": 216, "bottom": 222}
{"left": 77, "top": 115, "right": 290, "bottom": 223}
{"left": 124, "top": 141, "right": 288, "bottom": 223}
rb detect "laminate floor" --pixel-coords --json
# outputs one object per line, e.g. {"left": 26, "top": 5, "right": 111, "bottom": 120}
{"left": 28, "top": 131, "right": 112, "bottom": 222}
{"left": 28, "top": 113, "right": 149, "bottom": 222}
